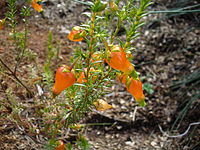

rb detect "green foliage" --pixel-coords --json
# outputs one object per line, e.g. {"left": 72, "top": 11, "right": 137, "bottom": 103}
{"left": 143, "top": 82, "right": 154, "bottom": 94}
{"left": 149, "top": 2, "right": 200, "bottom": 23}
{"left": 44, "top": 139, "right": 57, "bottom": 150}
{"left": 21, "top": 5, "right": 31, "bottom": 17}
{"left": 43, "top": 31, "right": 54, "bottom": 83}
{"left": 170, "top": 69, "right": 200, "bottom": 131}
{"left": 6, "top": 0, "right": 17, "bottom": 33}
{"left": 0, "top": 0, "right": 151, "bottom": 149}
{"left": 172, "top": 93, "right": 200, "bottom": 130}
{"left": 168, "top": 69, "right": 200, "bottom": 148}
{"left": 43, "top": 31, "right": 60, "bottom": 86}
{"left": 50, "top": 0, "right": 151, "bottom": 127}
{"left": 140, "top": 76, "right": 154, "bottom": 94}
{"left": 0, "top": 0, "right": 34, "bottom": 96}
{"left": 92, "top": 0, "right": 107, "bottom": 12}
{"left": 66, "top": 142, "right": 73, "bottom": 150}
{"left": 77, "top": 135, "right": 90, "bottom": 150}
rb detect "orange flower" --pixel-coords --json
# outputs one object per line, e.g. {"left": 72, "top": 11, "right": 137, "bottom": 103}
{"left": 77, "top": 70, "right": 87, "bottom": 83}
{"left": 56, "top": 140, "right": 65, "bottom": 150}
{"left": 118, "top": 74, "right": 145, "bottom": 106}
{"left": 32, "top": 0, "right": 43, "bottom": 13}
{"left": 93, "top": 99, "right": 112, "bottom": 111}
{"left": 68, "top": 26, "right": 85, "bottom": 42}
{"left": 127, "top": 79, "right": 145, "bottom": 104}
{"left": 52, "top": 65, "right": 76, "bottom": 96}
{"left": 109, "top": 0, "right": 118, "bottom": 11}
{"left": 77, "top": 68, "right": 98, "bottom": 83}
{"left": 0, "top": 19, "right": 6, "bottom": 30}
{"left": 105, "top": 45, "right": 126, "bottom": 70}
{"left": 106, "top": 45, "right": 135, "bottom": 74}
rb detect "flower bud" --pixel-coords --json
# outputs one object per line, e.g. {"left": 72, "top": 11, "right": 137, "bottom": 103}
{"left": 31, "top": 0, "right": 43, "bottom": 13}
{"left": 93, "top": 0, "right": 107, "bottom": 12}
{"left": 0, "top": 19, "right": 6, "bottom": 30}
{"left": 56, "top": 140, "right": 65, "bottom": 150}
{"left": 109, "top": 0, "right": 118, "bottom": 12}
{"left": 68, "top": 26, "right": 85, "bottom": 42}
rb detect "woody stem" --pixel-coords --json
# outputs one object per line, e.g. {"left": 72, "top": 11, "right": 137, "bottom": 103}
{"left": 69, "top": 57, "right": 80, "bottom": 71}
{"left": 79, "top": 11, "right": 96, "bottom": 111}
{"left": 0, "top": 58, "right": 33, "bottom": 96}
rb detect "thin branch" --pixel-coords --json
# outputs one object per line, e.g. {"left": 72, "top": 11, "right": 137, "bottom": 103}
{"left": 14, "top": 17, "right": 28, "bottom": 74}
{"left": 0, "top": 58, "right": 33, "bottom": 96}
{"left": 69, "top": 57, "right": 80, "bottom": 71}
{"left": 159, "top": 121, "right": 200, "bottom": 138}
{"left": 132, "top": 106, "right": 138, "bottom": 121}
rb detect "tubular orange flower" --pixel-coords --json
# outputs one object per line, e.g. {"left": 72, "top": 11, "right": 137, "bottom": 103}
{"left": 68, "top": 26, "right": 85, "bottom": 42}
{"left": 52, "top": 65, "right": 76, "bottom": 96}
{"left": 128, "top": 79, "right": 145, "bottom": 104}
{"left": 77, "top": 71, "right": 87, "bottom": 84}
{"left": 106, "top": 45, "right": 135, "bottom": 74}
{"left": 56, "top": 140, "right": 65, "bottom": 150}
{"left": 32, "top": 0, "right": 43, "bottom": 13}
{"left": 109, "top": 0, "right": 118, "bottom": 11}
{"left": 118, "top": 74, "right": 145, "bottom": 106}
{"left": 93, "top": 99, "right": 112, "bottom": 111}
{"left": 77, "top": 68, "right": 97, "bottom": 83}
{"left": 106, "top": 45, "right": 126, "bottom": 70}
{"left": 106, "top": 45, "right": 139, "bottom": 79}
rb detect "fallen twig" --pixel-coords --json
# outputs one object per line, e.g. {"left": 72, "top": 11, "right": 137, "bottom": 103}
{"left": 159, "top": 121, "right": 200, "bottom": 138}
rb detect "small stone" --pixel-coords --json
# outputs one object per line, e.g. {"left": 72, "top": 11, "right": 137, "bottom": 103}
{"left": 125, "top": 141, "right": 134, "bottom": 146}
